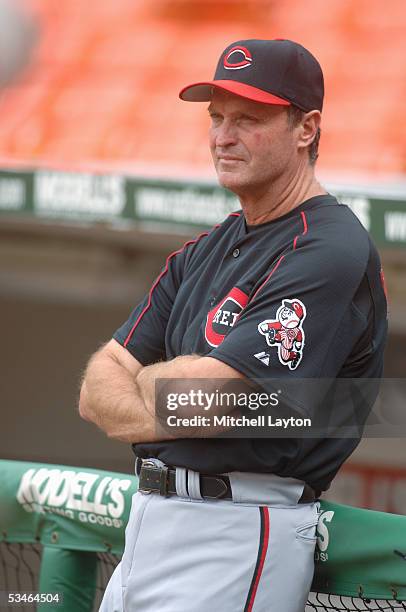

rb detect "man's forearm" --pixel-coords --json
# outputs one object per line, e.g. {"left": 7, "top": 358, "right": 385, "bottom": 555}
{"left": 79, "top": 349, "right": 154, "bottom": 442}
{"left": 136, "top": 355, "right": 246, "bottom": 440}
{"left": 79, "top": 344, "right": 201, "bottom": 443}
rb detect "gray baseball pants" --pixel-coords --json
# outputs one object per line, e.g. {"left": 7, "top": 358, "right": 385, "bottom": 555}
{"left": 100, "top": 459, "right": 320, "bottom": 612}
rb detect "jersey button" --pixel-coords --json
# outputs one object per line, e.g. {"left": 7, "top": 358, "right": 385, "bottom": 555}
{"left": 232, "top": 248, "right": 240, "bottom": 258}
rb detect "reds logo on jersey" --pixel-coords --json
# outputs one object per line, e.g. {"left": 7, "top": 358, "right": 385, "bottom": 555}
{"left": 205, "top": 287, "right": 249, "bottom": 348}
{"left": 257, "top": 298, "right": 306, "bottom": 370}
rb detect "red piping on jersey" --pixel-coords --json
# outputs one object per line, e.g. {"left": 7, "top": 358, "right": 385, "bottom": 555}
{"left": 293, "top": 210, "right": 308, "bottom": 250}
{"left": 249, "top": 255, "right": 285, "bottom": 303}
{"left": 247, "top": 210, "right": 309, "bottom": 306}
{"left": 123, "top": 213, "right": 241, "bottom": 347}
{"left": 380, "top": 268, "right": 388, "bottom": 301}
{"left": 124, "top": 232, "right": 209, "bottom": 346}
{"left": 244, "top": 507, "right": 270, "bottom": 612}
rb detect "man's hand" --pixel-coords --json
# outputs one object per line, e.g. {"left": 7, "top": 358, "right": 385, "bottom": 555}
{"left": 78, "top": 339, "right": 148, "bottom": 442}
{"left": 79, "top": 340, "right": 245, "bottom": 444}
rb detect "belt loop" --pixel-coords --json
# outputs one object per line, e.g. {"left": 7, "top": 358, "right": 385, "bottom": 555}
{"left": 187, "top": 469, "right": 203, "bottom": 501}
{"left": 175, "top": 467, "right": 189, "bottom": 499}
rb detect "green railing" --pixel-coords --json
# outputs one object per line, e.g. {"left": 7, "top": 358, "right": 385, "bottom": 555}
{"left": 1, "top": 460, "right": 406, "bottom": 611}
{"left": 0, "top": 169, "right": 406, "bottom": 248}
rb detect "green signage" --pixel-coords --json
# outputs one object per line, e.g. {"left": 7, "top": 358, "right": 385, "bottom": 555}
{"left": 0, "top": 168, "right": 405, "bottom": 248}
{"left": 1, "top": 460, "right": 406, "bottom": 600}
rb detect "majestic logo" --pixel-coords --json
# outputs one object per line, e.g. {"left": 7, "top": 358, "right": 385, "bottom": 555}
{"left": 205, "top": 287, "right": 249, "bottom": 347}
{"left": 223, "top": 46, "right": 252, "bottom": 70}
{"left": 258, "top": 298, "right": 306, "bottom": 370}
{"left": 254, "top": 351, "right": 270, "bottom": 366}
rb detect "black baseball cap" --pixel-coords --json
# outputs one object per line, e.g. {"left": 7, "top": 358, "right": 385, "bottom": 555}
{"left": 179, "top": 39, "right": 324, "bottom": 112}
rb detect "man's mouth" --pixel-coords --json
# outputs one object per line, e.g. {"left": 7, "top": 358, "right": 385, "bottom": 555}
{"left": 217, "top": 155, "right": 243, "bottom": 161}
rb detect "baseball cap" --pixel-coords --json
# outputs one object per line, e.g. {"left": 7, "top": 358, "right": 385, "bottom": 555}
{"left": 283, "top": 300, "right": 304, "bottom": 319}
{"left": 179, "top": 39, "right": 324, "bottom": 112}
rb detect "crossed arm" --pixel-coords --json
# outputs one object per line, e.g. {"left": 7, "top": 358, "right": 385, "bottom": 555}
{"left": 79, "top": 339, "right": 244, "bottom": 444}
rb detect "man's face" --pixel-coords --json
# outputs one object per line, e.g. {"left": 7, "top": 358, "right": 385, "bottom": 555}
{"left": 208, "top": 89, "right": 298, "bottom": 197}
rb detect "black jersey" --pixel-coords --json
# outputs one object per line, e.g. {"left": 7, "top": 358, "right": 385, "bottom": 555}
{"left": 114, "top": 194, "right": 388, "bottom": 491}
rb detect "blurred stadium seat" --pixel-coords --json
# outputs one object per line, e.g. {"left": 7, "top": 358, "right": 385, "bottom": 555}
{"left": 0, "top": 0, "right": 404, "bottom": 176}
{"left": 0, "top": 0, "right": 405, "bottom": 516}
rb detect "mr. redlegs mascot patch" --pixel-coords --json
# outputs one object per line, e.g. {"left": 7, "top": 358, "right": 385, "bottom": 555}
{"left": 258, "top": 299, "right": 306, "bottom": 370}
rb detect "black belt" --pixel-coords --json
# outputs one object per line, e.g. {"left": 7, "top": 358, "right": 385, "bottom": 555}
{"left": 136, "top": 460, "right": 319, "bottom": 503}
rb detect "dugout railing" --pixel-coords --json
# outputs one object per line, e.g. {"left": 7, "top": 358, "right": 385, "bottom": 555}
{"left": 1, "top": 460, "right": 406, "bottom": 611}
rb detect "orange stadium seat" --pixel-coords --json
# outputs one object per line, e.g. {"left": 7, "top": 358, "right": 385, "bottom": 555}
{"left": 0, "top": 0, "right": 404, "bottom": 177}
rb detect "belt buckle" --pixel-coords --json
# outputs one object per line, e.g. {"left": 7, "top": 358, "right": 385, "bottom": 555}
{"left": 138, "top": 459, "right": 157, "bottom": 495}
{"left": 138, "top": 460, "right": 169, "bottom": 497}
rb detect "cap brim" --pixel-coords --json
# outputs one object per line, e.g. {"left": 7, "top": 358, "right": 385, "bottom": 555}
{"left": 179, "top": 80, "right": 290, "bottom": 106}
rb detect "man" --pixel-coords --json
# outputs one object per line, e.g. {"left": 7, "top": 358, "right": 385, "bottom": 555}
{"left": 79, "top": 39, "right": 387, "bottom": 611}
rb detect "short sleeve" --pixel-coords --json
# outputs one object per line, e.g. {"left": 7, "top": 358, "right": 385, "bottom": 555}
{"left": 209, "top": 236, "right": 370, "bottom": 391}
{"left": 113, "top": 245, "right": 188, "bottom": 365}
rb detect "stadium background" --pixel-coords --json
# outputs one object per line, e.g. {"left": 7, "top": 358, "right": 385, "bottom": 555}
{"left": 0, "top": 0, "right": 405, "bottom": 515}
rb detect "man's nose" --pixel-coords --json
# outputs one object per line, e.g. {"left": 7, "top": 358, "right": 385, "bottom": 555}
{"left": 214, "top": 119, "right": 238, "bottom": 147}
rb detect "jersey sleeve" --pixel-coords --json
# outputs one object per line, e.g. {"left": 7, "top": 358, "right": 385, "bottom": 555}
{"left": 113, "top": 243, "right": 189, "bottom": 365}
{"left": 113, "top": 215, "right": 241, "bottom": 365}
{"left": 208, "top": 234, "right": 373, "bottom": 408}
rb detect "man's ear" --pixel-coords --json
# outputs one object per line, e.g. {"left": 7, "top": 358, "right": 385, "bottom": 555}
{"left": 297, "top": 110, "right": 321, "bottom": 151}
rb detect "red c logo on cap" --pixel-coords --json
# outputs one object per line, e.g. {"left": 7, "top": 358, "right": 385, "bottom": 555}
{"left": 223, "top": 46, "right": 252, "bottom": 70}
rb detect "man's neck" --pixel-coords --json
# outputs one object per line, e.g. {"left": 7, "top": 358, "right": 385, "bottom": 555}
{"left": 238, "top": 167, "right": 327, "bottom": 226}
